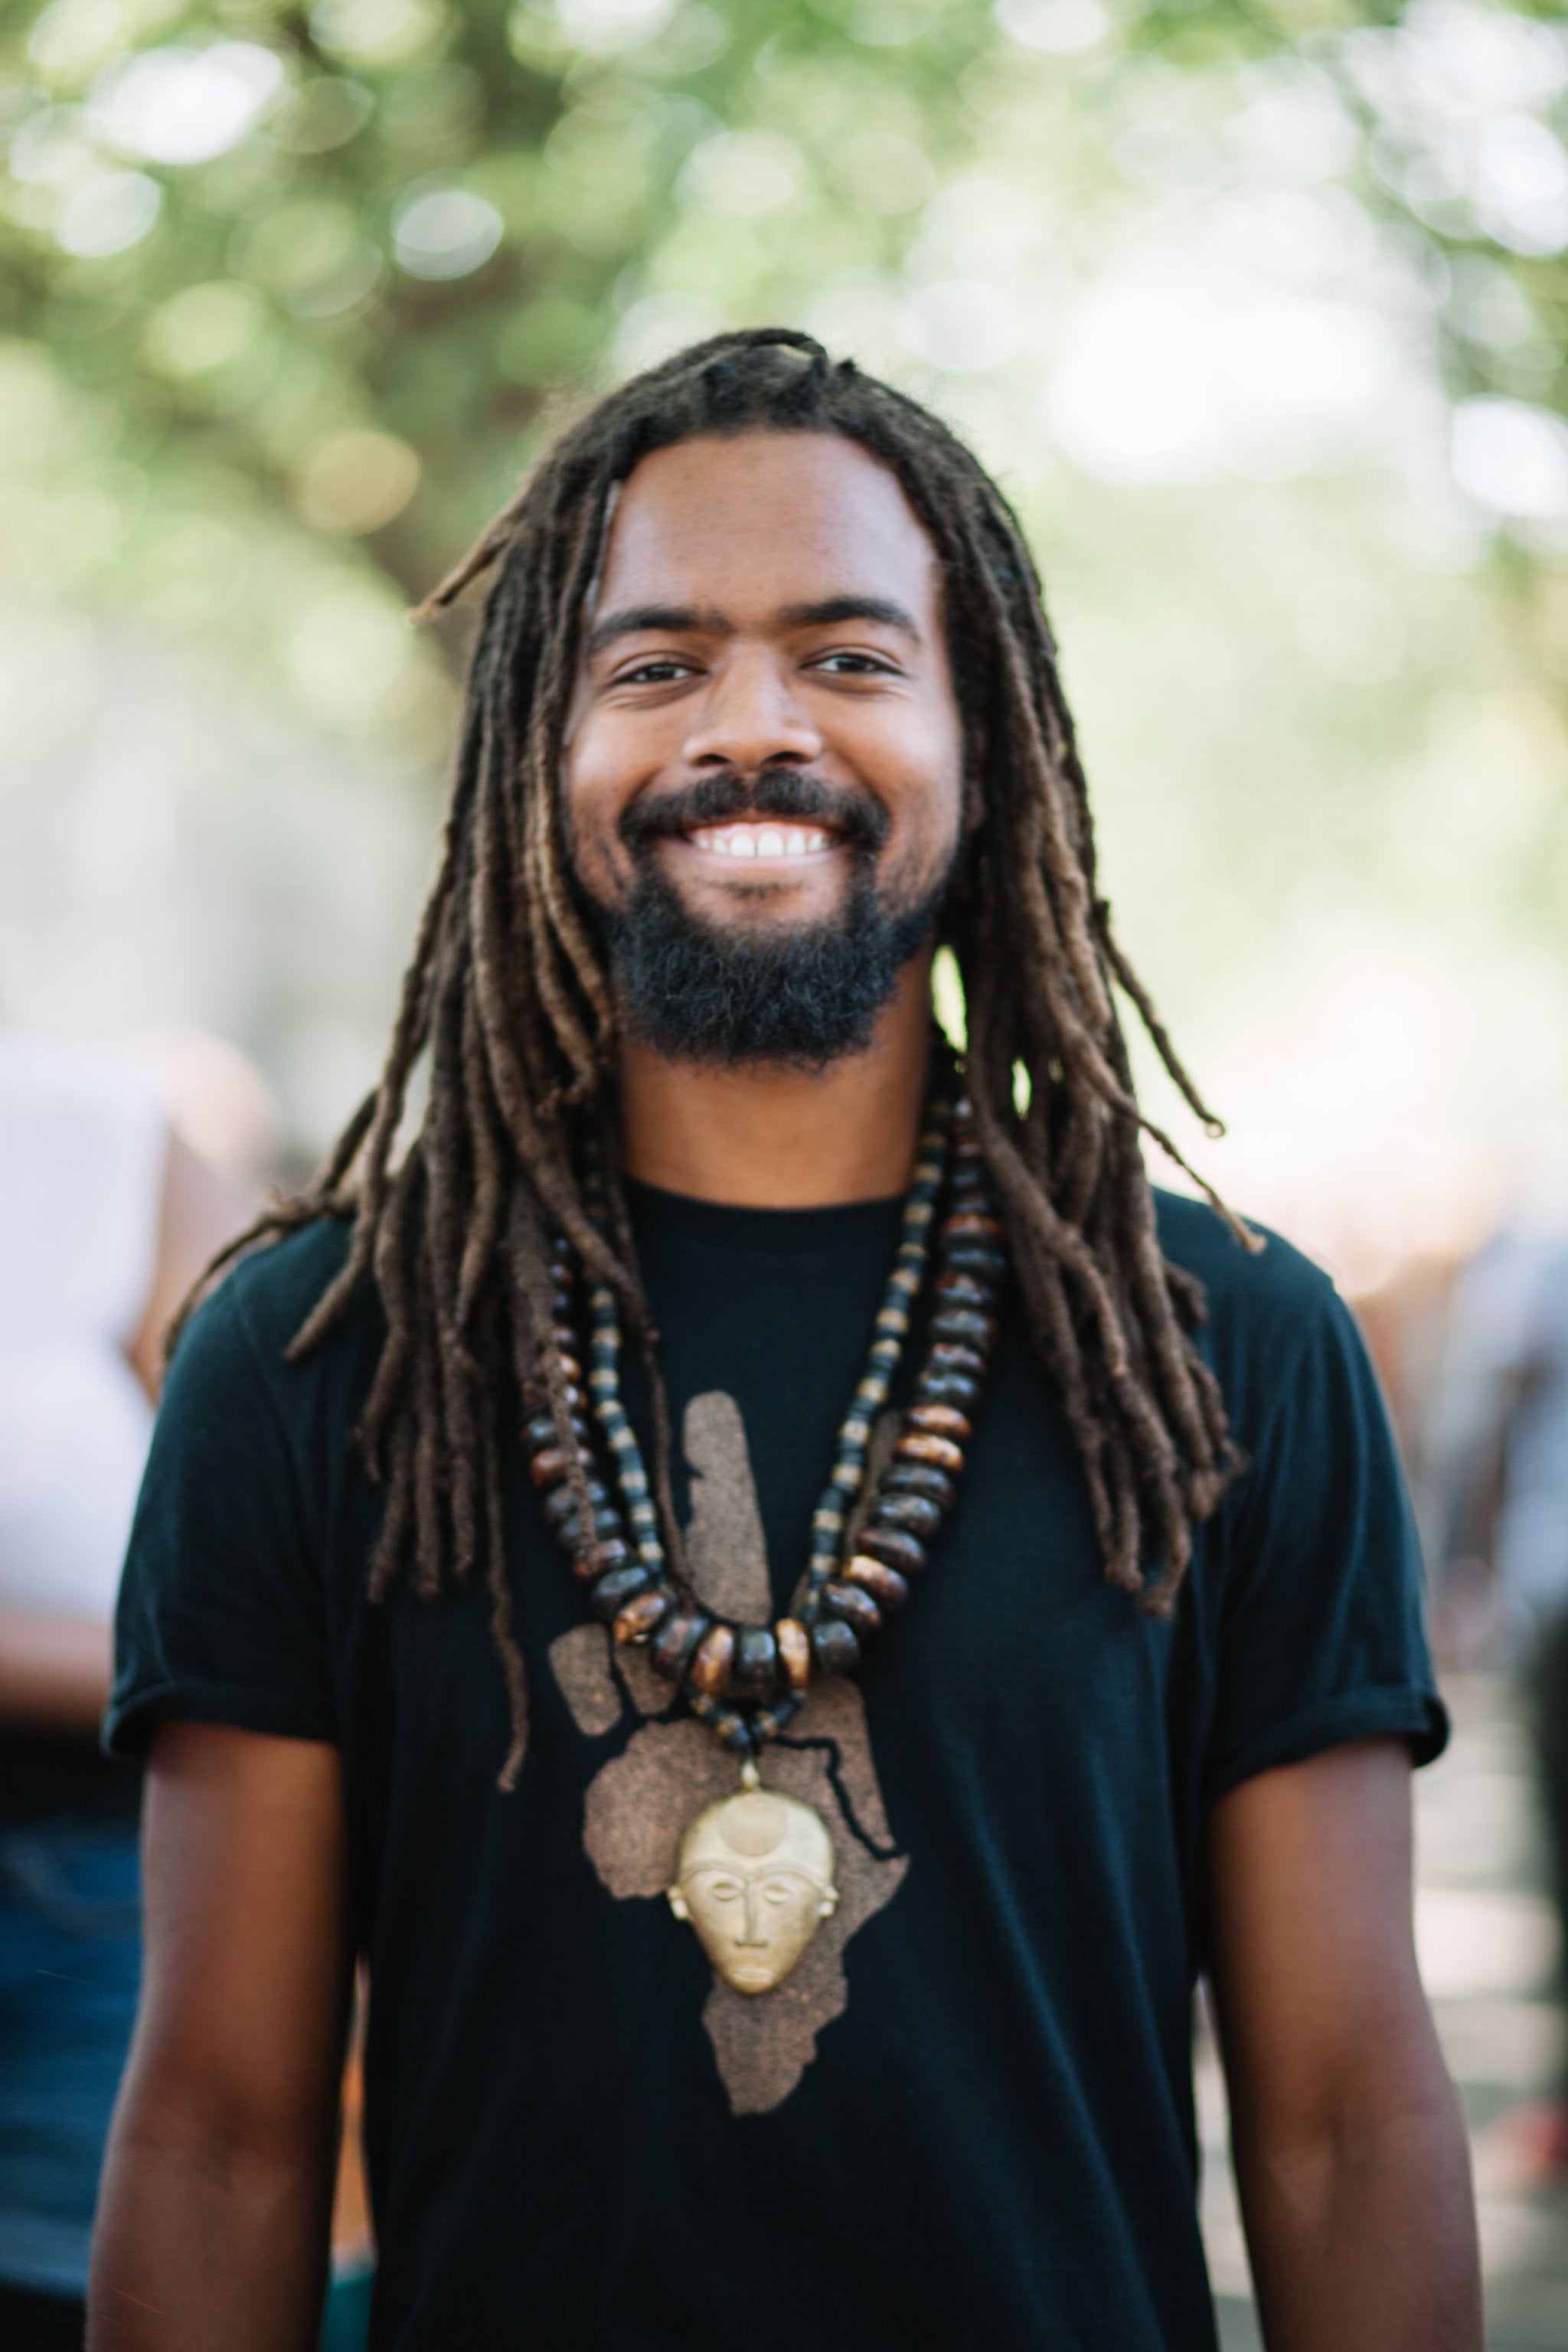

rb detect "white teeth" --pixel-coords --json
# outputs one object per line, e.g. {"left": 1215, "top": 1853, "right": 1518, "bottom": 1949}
{"left": 688, "top": 822, "right": 833, "bottom": 858}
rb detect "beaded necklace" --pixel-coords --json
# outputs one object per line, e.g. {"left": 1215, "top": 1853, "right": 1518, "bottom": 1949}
{"left": 521, "top": 1080, "right": 1004, "bottom": 1992}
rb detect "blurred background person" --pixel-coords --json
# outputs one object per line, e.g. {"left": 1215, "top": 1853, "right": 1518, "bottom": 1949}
{"left": 1423, "top": 1228, "right": 1568, "bottom": 2180}
{"left": 0, "top": 1032, "right": 250, "bottom": 2351}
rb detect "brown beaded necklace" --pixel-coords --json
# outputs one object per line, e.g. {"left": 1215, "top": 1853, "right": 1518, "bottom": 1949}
{"left": 521, "top": 1076, "right": 1004, "bottom": 1991}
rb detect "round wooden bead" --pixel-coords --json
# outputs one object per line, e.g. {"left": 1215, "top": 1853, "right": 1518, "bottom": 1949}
{"left": 858, "top": 1526, "right": 927, "bottom": 1575}
{"left": 907, "top": 1402, "right": 972, "bottom": 1444}
{"left": 544, "top": 1488, "right": 622, "bottom": 1547}
{"left": 916, "top": 1371, "right": 981, "bottom": 1411}
{"left": 897, "top": 1431, "right": 965, "bottom": 1475}
{"left": 776, "top": 1618, "right": 811, "bottom": 1692}
{"left": 824, "top": 1581, "right": 881, "bottom": 1634}
{"left": 613, "top": 1589, "right": 673, "bottom": 1645}
{"left": 543, "top": 1478, "right": 604, "bottom": 1527}
{"left": 928, "top": 1343, "right": 986, "bottom": 1380}
{"left": 525, "top": 1413, "right": 591, "bottom": 1456}
{"left": 528, "top": 1447, "right": 567, "bottom": 1490}
{"left": 874, "top": 1492, "right": 942, "bottom": 1540}
{"left": 732, "top": 1627, "right": 779, "bottom": 1700}
{"left": 844, "top": 1556, "right": 910, "bottom": 1611}
{"left": 882, "top": 1460, "right": 953, "bottom": 1506}
{"left": 570, "top": 1508, "right": 626, "bottom": 1550}
{"left": 575, "top": 1535, "right": 632, "bottom": 1582}
{"left": 690, "top": 1624, "right": 736, "bottom": 1698}
{"left": 590, "top": 1563, "right": 652, "bottom": 1623}
{"left": 650, "top": 1611, "right": 710, "bottom": 1679}
{"left": 811, "top": 1619, "right": 861, "bottom": 1677}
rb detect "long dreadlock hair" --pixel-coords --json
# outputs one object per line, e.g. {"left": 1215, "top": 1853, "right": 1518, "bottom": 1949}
{"left": 199, "top": 327, "right": 1252, "bottom": 1788}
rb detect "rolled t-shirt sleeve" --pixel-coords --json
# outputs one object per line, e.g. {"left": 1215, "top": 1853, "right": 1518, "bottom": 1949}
{"left": 107, "top": 1269, "right": 335, "bottom": 1756}
{"left": 1205, "top": 1267, "right": 1448, "bottom": 1802}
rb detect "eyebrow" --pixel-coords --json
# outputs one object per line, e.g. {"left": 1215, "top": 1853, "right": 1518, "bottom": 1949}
{"left": 779, "top": 596, "right": 922, "bottom": 641}
{"left": 585, "top": 593, "right": 923, "bottom": 658}
{"left": 586, "top": 603, "right": 722, "bottom": 656}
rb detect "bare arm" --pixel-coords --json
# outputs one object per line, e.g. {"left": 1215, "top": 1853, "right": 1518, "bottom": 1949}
{"left": 1207, "top": 1736, "right": 1481, "bottom": 2352}
{"left": 90, "top": 1723, "right": 353, "bottom": 2352}
{"left": 0, "top": 1606, "right": 112, "bottom": 1732}
{"left": 127, "top": 1132, "right": 253, "bottom": 1403}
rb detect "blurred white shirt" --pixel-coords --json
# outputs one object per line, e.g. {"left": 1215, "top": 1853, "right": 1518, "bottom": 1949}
{"left": 0, "top": 1037, "right": 165, "bottom": 1621}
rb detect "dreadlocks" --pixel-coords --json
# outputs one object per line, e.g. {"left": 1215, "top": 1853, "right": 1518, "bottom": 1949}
{"left": 201, "top": 327, "right": 1250, "bottom": 1789}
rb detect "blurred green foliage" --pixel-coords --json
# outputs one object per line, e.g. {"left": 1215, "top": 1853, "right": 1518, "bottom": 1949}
{"left": 0, "top": 0, "right": 1004, "bottom": 613}
{"left": 5, "top": 0, "right": 1567, "bottom": 623}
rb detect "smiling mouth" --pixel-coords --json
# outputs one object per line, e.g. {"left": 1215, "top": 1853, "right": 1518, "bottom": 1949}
{"left": 682, "top": 820, "right": 838, "bottom": 862}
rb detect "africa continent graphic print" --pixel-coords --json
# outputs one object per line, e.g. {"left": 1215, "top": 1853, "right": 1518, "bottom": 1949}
{"left": 549, "top": 1392, "right": 908, "bottom": 2115}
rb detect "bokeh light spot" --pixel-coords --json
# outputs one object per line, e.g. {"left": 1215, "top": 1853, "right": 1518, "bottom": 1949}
{"left": 1450, "top": 396, "right": 1568, "bottom": 522}
{"left": 679, "top": 129, "right": 801, "bottom": 217}
{"left": 901, "top": 279, "right": 1018, "bottom": 373}
{"left": 88, "top": 42, "right": 284, "bottom": 167}
{"left": 391, "top": 186, "right": 504, "bottom": 279}
{"left": 54, "top": 168, "right": 161, "bottom": 256}
{"left": 994, "top": 0, "right": 1109, "bottom": 53}
{"left": 309, "top": 0, "right": 447, "bottom": 67}
{"left": 145, "top": 280, "right": 267, "bottom": 375}
{"left": 27, "top": 0, "right": 126, "bottom": 79}
{"left": 295, "top": 430, "right": 421, "bottom": 534}
{"left": 554, "top": 0, "right": 675, "bottom": 54}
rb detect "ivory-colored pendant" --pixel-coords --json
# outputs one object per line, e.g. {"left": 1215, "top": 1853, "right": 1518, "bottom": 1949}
{"left": 667, "top": 1769, "right": 838, "bottom": 1995}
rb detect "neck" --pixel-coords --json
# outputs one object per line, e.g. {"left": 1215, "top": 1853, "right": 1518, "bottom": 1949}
{"left": 616, "top": 946, "right": 935, "bottom": 1207}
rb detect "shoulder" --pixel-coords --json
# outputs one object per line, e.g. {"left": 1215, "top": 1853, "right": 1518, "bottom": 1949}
{"left": 1155, "top": 1189, "right": 1338, "bottom": 1338}
{"left": 1152, "top": 1190, "right": 1363, "bottom": 1446}
{"left": 169, "top": 1217, "right": 381, "bottom": 1408}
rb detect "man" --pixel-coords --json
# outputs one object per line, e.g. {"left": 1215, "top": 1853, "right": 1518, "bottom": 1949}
{"left": 91, "top": 331, "right": 1478, "bottom": 2351}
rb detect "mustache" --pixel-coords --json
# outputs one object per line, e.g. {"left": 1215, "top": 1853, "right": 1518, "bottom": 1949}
{"left": 617, "top": 768, "right": 890, "bottom": 856}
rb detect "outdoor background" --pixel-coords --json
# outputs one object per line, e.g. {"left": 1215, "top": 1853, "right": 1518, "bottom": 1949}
{"left": 4, "top": 0, "right": 1567, "bottom": 2339}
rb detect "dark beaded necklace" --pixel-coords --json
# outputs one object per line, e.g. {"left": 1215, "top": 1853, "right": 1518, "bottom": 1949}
{"left": 521, "top": 1081, "right": 1005, "bottom": 1762}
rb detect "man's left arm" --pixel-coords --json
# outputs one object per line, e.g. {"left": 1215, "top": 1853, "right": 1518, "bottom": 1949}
{"left": 1206, "top": 1736, "right": 1481, "bottom": 2352}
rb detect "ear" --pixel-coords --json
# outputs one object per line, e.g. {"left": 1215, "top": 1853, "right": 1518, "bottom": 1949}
{"left": 668, "top": 1889, "right": 689, "bottom": 1919}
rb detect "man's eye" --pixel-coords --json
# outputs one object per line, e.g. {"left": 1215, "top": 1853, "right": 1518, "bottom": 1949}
{"left": 617, "top": 658, "right": 691, "bottom": 685}
{"left": 812, "top": 652, "right": 893, "bottom": 676}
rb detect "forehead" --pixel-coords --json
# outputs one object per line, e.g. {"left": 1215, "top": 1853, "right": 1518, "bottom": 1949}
{"left": 593, "top": 430, "right": 942, "bottom": 625}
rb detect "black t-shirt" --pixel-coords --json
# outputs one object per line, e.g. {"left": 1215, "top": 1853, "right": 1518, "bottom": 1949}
{"left": 109, "top": 1184, "right": 1446, "bottom": 2352}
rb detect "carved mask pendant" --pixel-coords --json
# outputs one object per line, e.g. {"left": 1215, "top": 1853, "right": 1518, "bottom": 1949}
{"left": 667, "top": 1775, "right": 839, "bottom": 1995}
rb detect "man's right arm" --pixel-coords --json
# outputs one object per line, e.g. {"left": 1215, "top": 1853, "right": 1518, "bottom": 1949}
{"left": 89, "top": 1723, "right": 354, "bottom": 2352}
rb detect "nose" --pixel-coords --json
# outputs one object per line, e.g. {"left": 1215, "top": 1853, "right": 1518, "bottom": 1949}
{"left": 681, "top": 645, "right": 823, "bottom": 773}
{"left": 737, "top": 1880, "right": 768, "bottom": 1949}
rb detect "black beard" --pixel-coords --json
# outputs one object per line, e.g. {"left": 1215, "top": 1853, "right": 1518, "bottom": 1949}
{"left": 600, "top": 768, "right": 952, "bottom": 1068}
